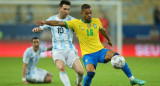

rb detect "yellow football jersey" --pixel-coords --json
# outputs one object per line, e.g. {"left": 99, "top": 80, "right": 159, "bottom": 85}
{"left": 65, "top": 18, "right": 104, "bottom": 56}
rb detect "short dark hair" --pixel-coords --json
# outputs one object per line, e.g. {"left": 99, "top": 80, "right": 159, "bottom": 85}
{"left": 31, "top": 37, "right": 39, "bottom": 42}
{"left": 81, "top": 4, "right": 91, "bottom": 11}
{"left": 59, "top": 0, "right": 71, "bottom": 7}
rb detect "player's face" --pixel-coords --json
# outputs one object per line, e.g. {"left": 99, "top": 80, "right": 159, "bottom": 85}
{"left": 81, "top": 8, "right": 92, "bottom": 22}
{"left": 32, "top": 39, "right": 40, "bottom": 48}
{"left": 58, "top": 4, "right": 70, "bottom": 18}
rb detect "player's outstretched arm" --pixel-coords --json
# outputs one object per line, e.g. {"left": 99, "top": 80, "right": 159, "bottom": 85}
{"left": 32, "top": 27, "right": 43, "bottom": 33}
{"left": 22, "top": 63, "right": 28, "bottom": 85}
{"left": 47, "top": 46, "right": 52, "bottom": 51}
{"left": 100, "top": 28, "right": 112, "bottom": 46}
{"left": 36, "top": 20, "right": 66, "bottom": 28}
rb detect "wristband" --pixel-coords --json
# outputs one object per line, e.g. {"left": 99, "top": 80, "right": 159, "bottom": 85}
{"left": 22, "top": 77, "right": 26, "bottom": 81}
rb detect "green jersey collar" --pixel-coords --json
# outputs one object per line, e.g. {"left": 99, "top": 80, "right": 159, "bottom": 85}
{"left": 81, "top": 18, "right": 92, "bottom": 23}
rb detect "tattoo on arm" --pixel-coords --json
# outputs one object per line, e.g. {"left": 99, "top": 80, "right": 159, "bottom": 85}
{"left": 100, "top": 28, "right": 110, "bottom": 41}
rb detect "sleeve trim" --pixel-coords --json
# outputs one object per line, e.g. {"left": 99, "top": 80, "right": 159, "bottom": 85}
{"left": 65, "top": 22, "right": 69, "bottom": 29}
{"left": 99, "top": 28, "right": 103, "bottom": 31}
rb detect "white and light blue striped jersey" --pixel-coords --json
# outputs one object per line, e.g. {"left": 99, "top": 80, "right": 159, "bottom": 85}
{"left": 23, "top": 46, "right": 47, "bottom": 75}
{"left": 40, "top": 14, "right": 76, "bottom": 50}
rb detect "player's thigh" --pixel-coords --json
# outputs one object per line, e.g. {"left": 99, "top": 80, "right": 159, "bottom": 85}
{"left": 66, "top": 49, "right": 79, "bottom": 68}
{"left": 52, "top": 50, "right": 66, "bottom": 68}
{"left": 86, "top": 63, "right": 95, "bottom": 72}
{"left": 46, "top": 72, "right": 53, "bottom": 77}
{"left": 104, "top": 49, "right": 116, "bottom": 61}
{"left": 55, "top": 59, "right": 66, "bottom": 71}
{"left": 44, "top": 74, "right": 52, "bottom": 83}
{"left": 98, "top": 49, "right": 115, "bottom": 63}
{"left": 83, "top": 55, "right": 97, "bottom": 72}
{"left": 72, "top": 58, "right": 84, "bottom": 75}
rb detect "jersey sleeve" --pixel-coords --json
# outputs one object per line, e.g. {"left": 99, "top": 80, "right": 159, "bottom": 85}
{"left": 39, "top": 46, "right": 47, "bottom": 52}
{"left": 70, "top": 16, "right": 75, "bottom": 20}
{"left": 68, "top": 15, "right": 75, "bottom": 20}
{"left": 40, "top": 16, "right": 53, "bottom": 30}
{"left": 65, "top": 19, "right": 77, "bottom": 30}
{"left": 23, "top": 48, "right": 30, "bottom": 64}
{"left": 97, "top": 18, "right": 103, "bottom": 30}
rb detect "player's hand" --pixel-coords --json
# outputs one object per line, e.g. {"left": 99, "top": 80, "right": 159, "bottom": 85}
{"left": 23, "top": 81, "right": 28, "bottom": 85}
{"left": 108, "top": 40, "right": 112, "bottom": 46}
{"left": 32, "top": 27, "right": 43, "bottom": 33}
{"left": 36, "top": 20, "right": 45, "bottom": 26}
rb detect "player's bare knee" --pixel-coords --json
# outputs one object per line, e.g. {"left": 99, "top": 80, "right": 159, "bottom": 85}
{"left": 77, "top": 70, "right": 84, "bottom": 76}
{"left": 105, "top": 50, "right": 116, "bottom": 61}
{"left": 44, "top": 76, "right": 52, "bottom": 83}
{"left": 47, "top": 73, "right": 53, "bottom": 77}
{"left": 57, "top": 65, "right": 65, "bottom": 72}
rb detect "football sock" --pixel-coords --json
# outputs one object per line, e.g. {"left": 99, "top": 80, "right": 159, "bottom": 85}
{"left": 114, "top": 53, "right": 134, "bottom": 80}
{"left": 113, "top": 53, "right": 119, "bottom": 56}
{"left": 59, "top": 72, "right": 71, "bottom": 86}
{"left": 76, "top": 74, "right": 83, "bottom": 84}
{"left": 122, "top": 63, "right": 133, "bottom": 78}
{"left": 83, "top": 72, "right": 95, "bottom": 86}
{"left": 129, "top": 76, "right": 135, "bottom": 81}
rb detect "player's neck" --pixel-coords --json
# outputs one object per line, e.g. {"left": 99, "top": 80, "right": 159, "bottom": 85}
{"left": 58, "top": 13, "right": 66, "bottom": 19}
{"left": 33, "top": 47, "right": 38, "bottom": 52}
{"left": 82, "top": 18, "right": 91, "bottom": 23}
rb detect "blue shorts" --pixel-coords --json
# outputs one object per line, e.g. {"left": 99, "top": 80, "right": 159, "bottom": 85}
{"left": 82, "top": 48, "right": 110, "bottom": 68}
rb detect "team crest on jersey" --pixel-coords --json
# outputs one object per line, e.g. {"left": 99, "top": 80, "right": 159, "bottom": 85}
{"left": 93, "top": 24, "right": 97, "bottom": 29}
{"left": 87, "top": 24, "right": 91, "bottom": 28}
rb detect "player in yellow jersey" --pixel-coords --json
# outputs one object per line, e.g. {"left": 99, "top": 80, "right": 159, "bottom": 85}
{"left": 33, "top": 4, "right": 146, "bottom": 86}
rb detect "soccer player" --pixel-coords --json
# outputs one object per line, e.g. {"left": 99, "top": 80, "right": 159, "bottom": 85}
{"left": 22, "top": 37, "right": 53, "bottom": 85}
{"left": 34, "top": 4, "right": 146, "bottom": 86}
{"left": 32, "top": 1, "right": 84, "bottom": 86}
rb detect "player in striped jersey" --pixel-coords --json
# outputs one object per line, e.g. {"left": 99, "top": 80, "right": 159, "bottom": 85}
{"left": 32, "top": 1, "right": 84, "bottom": 86}
{"left": 22, "top": 37, "right": 53, "bottom": 85}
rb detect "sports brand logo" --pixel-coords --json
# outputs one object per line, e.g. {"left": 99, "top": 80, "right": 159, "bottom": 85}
{"left": 85, "top": 59, "right": 88, "bottom": 63}
{"left": 79, "top": 25, "right": 84, "bottom": 30}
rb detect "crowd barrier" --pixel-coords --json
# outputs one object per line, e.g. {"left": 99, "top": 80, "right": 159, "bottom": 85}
{"left": 0, "top": 41, "right": 159, "bottom": 58}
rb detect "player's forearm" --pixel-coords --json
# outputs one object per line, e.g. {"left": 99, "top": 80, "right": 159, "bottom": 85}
{"left": 44, "top": 21, "right": 66, "bottom": 27}
{"left": 22, "top": 63, "right": 28, "bottom": 84}
{"left": 47, "top": 46, "right": 52, "bottom": 51}
{"left": 22, "top": 63, "right": 27, "bottom": 78}
{"left": 100, "top": 29, "right": 111, "bottom": 41}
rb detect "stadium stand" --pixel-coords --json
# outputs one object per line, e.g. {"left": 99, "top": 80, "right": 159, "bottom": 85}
{"left": 0, "top": 0, "right": 160, "bottom": 25}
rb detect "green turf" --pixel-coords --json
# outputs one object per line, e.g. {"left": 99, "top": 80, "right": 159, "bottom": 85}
{"left": 0, "top": 58, "right": 159, "bottom": 86}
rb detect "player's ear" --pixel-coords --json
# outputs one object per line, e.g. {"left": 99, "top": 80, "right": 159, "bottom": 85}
{"left": 58, "top": 7, "right": 60, "bottom": 11}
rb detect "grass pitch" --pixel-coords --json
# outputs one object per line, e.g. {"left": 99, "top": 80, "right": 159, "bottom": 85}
{"left": 0, "top": 58, "right": 159, "bottom": 86}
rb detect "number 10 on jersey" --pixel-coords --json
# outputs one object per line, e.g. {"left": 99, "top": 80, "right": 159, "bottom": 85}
{"left": 58, "top": 27, "right": 64, "bottom": 34}
{"left": 86, "top": 29, "right": 93, "bottom": 36}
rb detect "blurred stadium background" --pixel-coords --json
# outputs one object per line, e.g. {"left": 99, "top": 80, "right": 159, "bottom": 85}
{"left": 0, "top": 0, "right": 160, "bottom": 57}
{"left": 0, "top": 0, "right": 160, "bottom": 86}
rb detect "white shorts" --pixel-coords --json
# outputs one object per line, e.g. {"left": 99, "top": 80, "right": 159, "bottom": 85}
{"left": 26, "top": 68, "right": 48, "bottom": 83}
{"left": 52, "top": 49, "right": 79, "bottom": 68}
